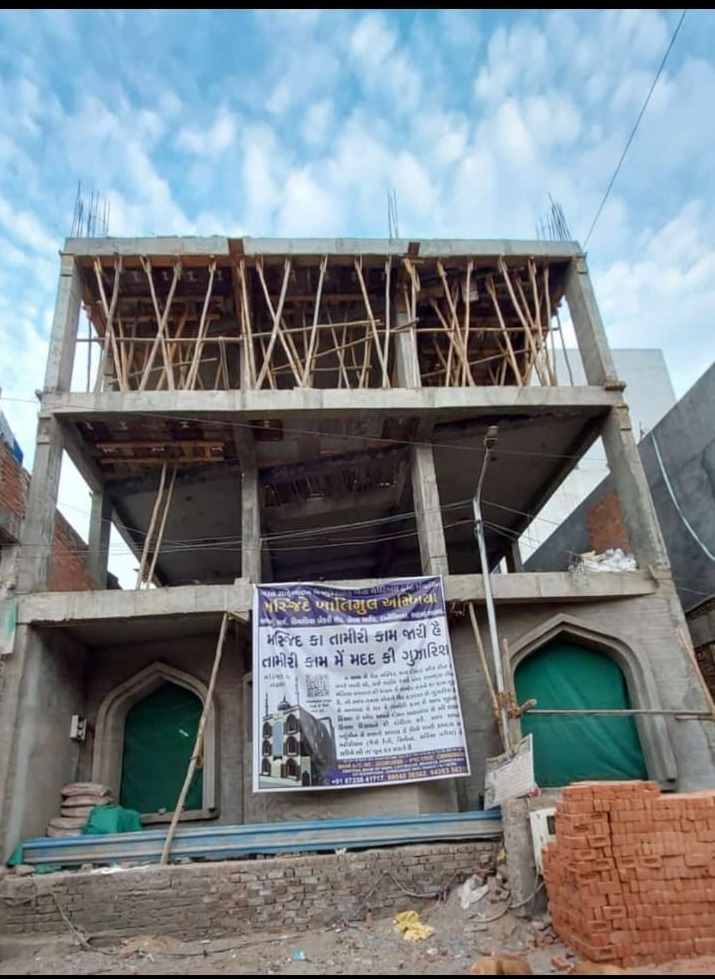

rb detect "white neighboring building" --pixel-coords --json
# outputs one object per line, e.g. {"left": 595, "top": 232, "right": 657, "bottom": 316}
{"left": 520, "top": 349, "right": 676, "bottom": 560}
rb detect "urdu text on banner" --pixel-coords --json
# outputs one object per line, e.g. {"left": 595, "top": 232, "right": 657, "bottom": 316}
{"left": 252, "top": 576, "right": 470, "bottom": 792}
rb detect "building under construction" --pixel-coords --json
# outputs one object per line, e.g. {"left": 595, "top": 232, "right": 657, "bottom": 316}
{"left": 1, "top": 235, "right": 713, "bottom": 860}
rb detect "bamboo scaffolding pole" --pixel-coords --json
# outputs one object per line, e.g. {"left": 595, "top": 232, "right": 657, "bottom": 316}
{"left": 301, "top": 254, "right": 328, "bottom": 387}
{"left": 468, "top": 603, "right": 505, "bottom": 750}
{"left": 255, "top": 258, "right": 294, "bottom": 389}
{"left": 436, "top": 259, "right": 474, "bottom": 387}
{"left": 248, "top": 318, "right": 377, "bottom": 340}
{"left": 525, "top": 260, "right": 550, "bottom": 385}
{"left": 556, "top": 312, "right": 575, "bottom": 386}
{"left": 530, "top": 260, "right": 556, "bottom": 385}
{"left": 257, "top": 332, "right": 277, "bottom": 390}
{"left": 461, "top": 260, "right": 474, "bottom": 386}
{"left": 354, "top": 258, "right": 389, "bottom": 387}
{"left": 486, "top": 274, "right": 523, "bottom": 386}
{"left": 383, "top": 256, "right": 392, "bottom": 388}
{"left": 237, "top": 261, "right": 257, "bottom": 388}
{"left": 114, "top": 316, "right": 130, "bottom": 391}
{"left": 160, "top": 612, "right": 231, "bottom": 865}
{"left": 86, "top": 314, "right": 92, "bottom": 393}
{"left": 144, "top": 467, "right": 177, "bottom": 586}
{"left": 507, "top": 263, "right": 546, "bottom": 387}
{"left": 136, "top": 463, "right": 168, "bottom": 589}
{"left": 93, "top": 257, "right": 123, "bottom": 393}
{"left": 138, "top": 259, "right": 182, "bottom": 392}
{"left": 217, "top": 336, "right": 230, "bottom": 389}
{"left": 329, "top": 313, "right": 351, "bottom": 389}
{"left": 526, "top": 708, "right": 715, "bottom": 719}
{"left": 427, "top": 297, "right": 465, "bottom": 386}
{"left": 157, "top": 308, "right": 190, "bottom": 392}
{"left": 185, "top": 259, "right": 217, "bottom": 390}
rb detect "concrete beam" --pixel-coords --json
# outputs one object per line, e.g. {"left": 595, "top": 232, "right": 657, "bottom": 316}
{"left": 17, "top": 570, "right": 659, "bottom": 626}
{"left": 64, "top": 236, "right": 581, "bottom": 263}
{"left": 238, "top": 238, "right": 581, "bottom": 261}
{"left": 261, "top": 445, "right": 409, "bottom": 486}
{"left": 64, "top": 237, "right": 230, "bottom": 259}
{"left": 264, "top": 486, "right": 397, "bottom": 526}
{"left": 46, "top": 386, "right": 620, "bottom": 422}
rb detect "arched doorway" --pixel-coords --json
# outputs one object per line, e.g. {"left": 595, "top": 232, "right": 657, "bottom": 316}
{"left": 515, "top": 638, "right": 648, "bottom": 788}
{"left": 119, "top": 682, "right": 203, "bottom": 814}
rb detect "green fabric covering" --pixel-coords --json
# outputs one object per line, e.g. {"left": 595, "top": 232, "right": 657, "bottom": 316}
{"left": 83, "top": 803, "right": 142, "bottom": 836}
{"left": 120, "top": 682, "right": 203, "bottom": 814}
{"left": 515, "top": 639, "right": 648, "bottom": 788}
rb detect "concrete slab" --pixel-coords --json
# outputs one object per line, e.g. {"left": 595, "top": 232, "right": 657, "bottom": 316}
{"left": 45, "top": 385, "right": 620, "bottom": 420}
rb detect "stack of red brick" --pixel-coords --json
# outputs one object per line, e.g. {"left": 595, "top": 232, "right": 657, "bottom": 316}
{"left": 542, "top": 780, "right": 715, "bottom": 967}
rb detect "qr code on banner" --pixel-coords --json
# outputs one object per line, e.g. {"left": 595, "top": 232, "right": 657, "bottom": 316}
{"left": 306, "top": 674, "right": 330, "bottom": 700}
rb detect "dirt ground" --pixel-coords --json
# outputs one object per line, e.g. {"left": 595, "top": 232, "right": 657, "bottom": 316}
{"left": 1, "top": 888, "right": 713, "bottom": 976}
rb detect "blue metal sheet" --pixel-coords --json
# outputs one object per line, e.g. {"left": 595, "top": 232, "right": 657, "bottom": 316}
{"left": 20, "top": 810, "right": 501, "bottom": 866}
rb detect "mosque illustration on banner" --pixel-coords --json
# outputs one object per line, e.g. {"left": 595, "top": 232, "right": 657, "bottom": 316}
{"left": 260, "top": 691, "right": 337, "bottom": 787}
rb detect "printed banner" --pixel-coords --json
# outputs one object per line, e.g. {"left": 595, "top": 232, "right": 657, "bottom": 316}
{"left": 252, "top": 577, "right": 470, "bottom": 792}
{"left": 484, "top": 735, "right": 535, "bottom": 810}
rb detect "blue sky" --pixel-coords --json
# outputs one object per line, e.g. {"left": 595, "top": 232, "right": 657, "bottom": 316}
{"left": 0, "top": 8, "right": 713, "bottom": 577}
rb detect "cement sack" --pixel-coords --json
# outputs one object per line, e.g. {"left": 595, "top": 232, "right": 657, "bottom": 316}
{"left": 61, "top": 781, "right": 112, "bottom": 798}
{"left": 47, "top": 814, "right": 89, "bottom": 831}
{"left": 60, "top": 805, "right": 96, "bottom": 819}
{"left": 62, "top": 794, "right": 112, "bottom": 808}
{"left": 46, "top": 824, "right": 82, "bottom": 838}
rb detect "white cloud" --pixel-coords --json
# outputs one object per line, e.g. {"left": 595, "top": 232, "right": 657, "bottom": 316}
{"left": 176, "top": 107, "right": 238, "bottom": 157}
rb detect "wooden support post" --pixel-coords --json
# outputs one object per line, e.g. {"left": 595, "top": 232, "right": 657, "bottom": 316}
{"left": 145, "top": 467, "right": 177, "bottom": 587}
{"left": 486, "top": 274, "right": 523, "bottom": 386}
{"left": 138, "top": 258, "right": 182, "bottom": 392}
{"left": 160, "top": 612, "right": 230, "bottom": 864}
{"left": 186, "top": 260, "right": 217, "bottom": 389}
{"left": 255, "top": 258, "right": 293, "bottom": 389}
{"left": 468, "top": 602, "right": 503, "bottom": 747}
{"left": 301, "top": 254, "right": 328, "bottom": 387}
{"left": 93, "top": 257, "right": 123, "bottom": 393}
{"left": 136, "top": 463, "right": 168, "bottom": 589}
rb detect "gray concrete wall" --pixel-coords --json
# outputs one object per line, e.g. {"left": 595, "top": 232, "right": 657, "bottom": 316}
{"left": 4, "top": 585, "right": 714, "bottom": 857}
{"left": 78, "top": 633, "right": 248, "bottom": 826}
{"left": 2, "top": 628, "right": 86, "bottom": 852}
{"left": 450, "top": 589, "right": 715, "bottom": 793}
{"left": 528, "top": 362, "right": 715, "bottom": 614}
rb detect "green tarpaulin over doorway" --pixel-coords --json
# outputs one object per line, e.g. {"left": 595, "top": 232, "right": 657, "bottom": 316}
{"left": 515, "top": 638, "right": 647, "bottom": 788}
{"left": 120, "top": 682, "right": 203, "bottom": 814}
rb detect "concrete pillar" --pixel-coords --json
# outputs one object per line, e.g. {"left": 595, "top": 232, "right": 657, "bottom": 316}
{"left": 17, "top": 255, "right": 82, "bottom": 594}
{"left": 602, "top": 405, "right": 671, "bottom": 569}
{"left": 412, "top": 444, "right": 449, "bottom": 577}
{"left": 565, "top": 256, "right": 670, "bottom": 570}
{"left": 505, "top": 541, "right": 524, "bottom": 573}
{"left": 394, "top": 310, "right": 421, "bottom": 388}
{"left": 86, "top": 490, "right": 112, "bottom": 587}
{"left": 241, "top": 468, "right": 261, "bottom": 583}
{"left": 564, "top": 255, "right": 618, "bottom": 387}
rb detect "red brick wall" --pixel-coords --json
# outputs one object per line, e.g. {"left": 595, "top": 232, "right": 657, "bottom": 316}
{"left": 1, "top": 438, "right": 95, "bottom": 592}
{"left": 694, "top": 644, "right": 715, "bottom": 700}
{"left": 585, "top": 490, "right": 630, "bottom": 555}
{"left": 542, "top": 780, "right": 715, "bottom": 967}
{"left": 0, "top": 439, "right": 28, "bottom": 525}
